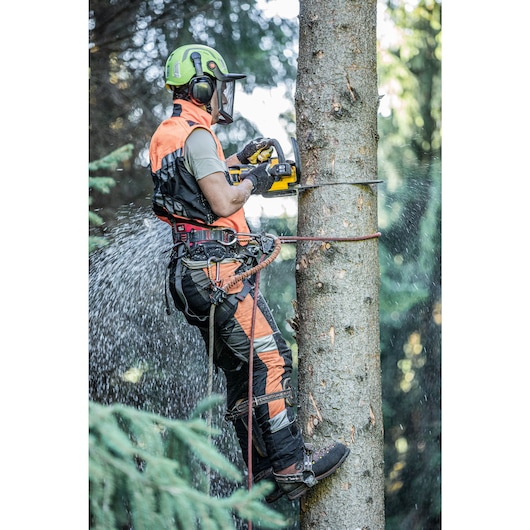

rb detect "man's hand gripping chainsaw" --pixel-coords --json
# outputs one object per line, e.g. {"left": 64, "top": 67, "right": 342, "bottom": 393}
{"left": 229, "top": 137, "right": 301, "bottom": 197}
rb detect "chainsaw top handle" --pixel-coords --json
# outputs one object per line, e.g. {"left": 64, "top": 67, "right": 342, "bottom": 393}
{"left": 269, "top": 138, "right": 286, "bottom": 164}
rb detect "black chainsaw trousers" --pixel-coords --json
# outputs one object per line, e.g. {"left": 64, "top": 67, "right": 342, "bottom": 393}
{"left": 168, "top": 251, "right": 304, "bottom": 474}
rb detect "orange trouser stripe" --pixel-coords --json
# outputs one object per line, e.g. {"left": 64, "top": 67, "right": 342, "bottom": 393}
{"left": 234, "top": 290, "right": 286, "bottom": 420}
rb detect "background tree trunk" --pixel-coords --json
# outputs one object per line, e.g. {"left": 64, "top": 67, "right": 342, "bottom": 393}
{"left": 295, "top": 0, "right": 385, "bottom": 528}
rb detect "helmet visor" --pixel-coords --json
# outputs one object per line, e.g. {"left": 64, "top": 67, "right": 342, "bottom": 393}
{"left": 216, "top": 79, "right": 236, "bottom": 125}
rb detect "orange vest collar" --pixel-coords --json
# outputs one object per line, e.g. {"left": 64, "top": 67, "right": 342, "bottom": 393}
{"left": 173, "top": 99, "right": 212, "bottom": 128}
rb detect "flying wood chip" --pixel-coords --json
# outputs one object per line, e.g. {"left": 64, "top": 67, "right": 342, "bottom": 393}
{"left": 369, "top": 405, "right": 376, "bottom": 426}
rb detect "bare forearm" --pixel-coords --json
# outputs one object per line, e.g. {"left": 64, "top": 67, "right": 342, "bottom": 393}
{"left": 199, "top": 171, "right": 253, "bottom": 218}
{"left": 225, "top": 153, "right": 243, "bottom": 166}
{"left": 224, "top": 178, "right": 253, "bottom": 214}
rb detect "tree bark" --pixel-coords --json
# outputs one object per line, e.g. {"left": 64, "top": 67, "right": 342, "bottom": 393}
{"left": 295, "top": 0, "right": 385, "bottom": 528}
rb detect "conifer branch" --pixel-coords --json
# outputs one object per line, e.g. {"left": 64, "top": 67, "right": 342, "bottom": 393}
{"left": 89, "top": 400, "right": 287, "bottom": 529}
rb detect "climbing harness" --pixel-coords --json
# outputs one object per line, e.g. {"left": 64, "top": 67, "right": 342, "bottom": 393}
{"left": 202, "top": 231, "right": 282, "bottom": 495}
{"left": 164, "top": 221, "right": 381, "bottom": 504}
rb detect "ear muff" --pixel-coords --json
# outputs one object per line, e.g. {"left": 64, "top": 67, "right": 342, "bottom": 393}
{"left": 188, "top": 51, "right": 214, "bottom": 105}
{"left": 189, "top": 76, "right": 215, "bottom": 105}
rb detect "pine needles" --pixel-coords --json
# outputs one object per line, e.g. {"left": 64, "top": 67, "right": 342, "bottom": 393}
{"left": 89, "top": 398, "right": 287, "bottom": 529}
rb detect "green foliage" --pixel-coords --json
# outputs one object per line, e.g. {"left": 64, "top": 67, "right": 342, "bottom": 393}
{"left": 377, "top": 1, "right": 441, "bottom": 528}
{"left": 89, "top": 176, "right": 116, "bottom": 196}
{"left": 89, "top": 398, "right": 287, "bottom": 530}
{"left": 89, "top": 144, "right": 134, "bottom": 253}
{"left": 88, "top": 144, "right": 134, "bottom": 172}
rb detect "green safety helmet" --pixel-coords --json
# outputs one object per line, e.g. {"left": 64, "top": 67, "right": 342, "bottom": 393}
{"left": 165, "top": 44, "right": 246, "bottom": 124}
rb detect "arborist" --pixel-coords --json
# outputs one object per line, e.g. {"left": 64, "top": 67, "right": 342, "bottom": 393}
{"left": 148, "top": 43, "right": 349, "bottom": 502}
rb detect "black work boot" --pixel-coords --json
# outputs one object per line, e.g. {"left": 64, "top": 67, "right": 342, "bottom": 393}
{"left": 254, "top": 467, "right": 285, "bottom": 503}
{"left": 273, "top": 442, "right": 350, "bottom": 500}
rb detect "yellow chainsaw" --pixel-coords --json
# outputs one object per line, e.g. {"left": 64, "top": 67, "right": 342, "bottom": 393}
{"left": 228, "top": 137, "right": 301, "bottom": 197}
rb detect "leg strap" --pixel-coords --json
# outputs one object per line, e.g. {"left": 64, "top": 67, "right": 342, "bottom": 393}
{"left": 224, "top": 388, "right": 293, "bottom": 423}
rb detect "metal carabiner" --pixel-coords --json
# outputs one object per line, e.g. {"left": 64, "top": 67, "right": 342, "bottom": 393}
{"left": 207, "top": 256, "right": 228, "bottom": 305}
{"left": 206, "top": 255, "right": 224, "bottom": 284}
{"left": 218, "top": 228, "right": 238, "bottom": 247}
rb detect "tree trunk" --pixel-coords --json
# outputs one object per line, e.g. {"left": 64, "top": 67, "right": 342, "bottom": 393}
{"left": 295, "top": 0, "right": 385, "bottom": 528}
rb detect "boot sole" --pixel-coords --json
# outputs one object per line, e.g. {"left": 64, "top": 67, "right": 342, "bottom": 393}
{"left": 286, "top": 447, "right": 351, "bottom": 500}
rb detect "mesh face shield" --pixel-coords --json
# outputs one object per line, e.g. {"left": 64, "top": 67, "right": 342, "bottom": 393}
{"left": 216, "top": 79, "right": 236, "bottom": 125}
{"left": 205, "top": 59, "right": 244, "bottom": 125}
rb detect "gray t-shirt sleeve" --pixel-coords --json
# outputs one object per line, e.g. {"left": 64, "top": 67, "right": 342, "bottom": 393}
{"left": 183, "top": 128, "right": 227, "bottom": 180}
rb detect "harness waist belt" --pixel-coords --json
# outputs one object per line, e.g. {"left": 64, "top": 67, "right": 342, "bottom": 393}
{"left": 189, "top": 229, "right": 236, "bottom": 244}
{"left": 172, "top": 222, "right": 237, "bottom": 246}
